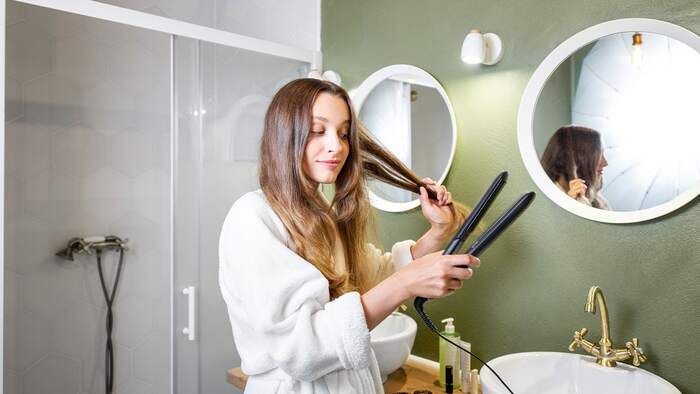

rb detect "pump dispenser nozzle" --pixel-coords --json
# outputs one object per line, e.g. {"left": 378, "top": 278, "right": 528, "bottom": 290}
{"left": 441, "top": 317, "right": 455, "bottom": 334}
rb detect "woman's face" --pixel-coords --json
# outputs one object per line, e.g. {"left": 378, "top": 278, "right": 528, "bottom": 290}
{"left": 302, "top": 92, "right": 350, "bottom": 185}
{"left": 595, "top": 151, "right": 608, "bottom": 188}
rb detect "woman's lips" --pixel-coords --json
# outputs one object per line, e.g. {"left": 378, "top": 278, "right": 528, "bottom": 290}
{"left": 317, "top": 160, "right": 340, "bottom": 168}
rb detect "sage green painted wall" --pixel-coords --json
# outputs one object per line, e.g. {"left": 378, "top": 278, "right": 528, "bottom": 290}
{"left": 322, "top": 1, "right": 700, "bottom": 392}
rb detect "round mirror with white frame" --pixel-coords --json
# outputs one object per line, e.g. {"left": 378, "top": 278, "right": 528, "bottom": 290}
{"left": 518, "top": 18, "right": 700, "bottom": 223}
{"left": 352, "top": 64, "right": 457, "bottom": 212}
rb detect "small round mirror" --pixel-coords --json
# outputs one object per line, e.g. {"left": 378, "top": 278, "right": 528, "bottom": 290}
{"left": 519, "top": 19, "right": 700, "bottom": 223}
{"left": 352, "top": 65, "right": 457, "bottom": 212}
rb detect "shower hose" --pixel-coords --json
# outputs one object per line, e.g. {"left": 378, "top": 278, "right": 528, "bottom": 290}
{"left": 95, "top": 247, "right": 125, "bottom": 394}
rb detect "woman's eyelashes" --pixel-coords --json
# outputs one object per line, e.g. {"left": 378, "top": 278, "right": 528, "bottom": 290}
{"left": 309, "top": 128, "right": 349, "bottom": 139}
{"left": 310, "top": 123, "right": 325, "bottom": 134}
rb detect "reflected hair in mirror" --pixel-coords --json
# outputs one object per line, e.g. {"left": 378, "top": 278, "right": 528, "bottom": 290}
{"left": 540, "top": 125, "right": 603, "bottom": 205}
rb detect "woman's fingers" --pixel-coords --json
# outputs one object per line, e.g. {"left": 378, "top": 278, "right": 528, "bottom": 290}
{"left": 439, "top": 255, "right": 480, "bottom": 282}
{"left": 431, "top": 183, "right": 450, "bottom": 205}
{"left": 452, "top": 267, "right": 473, "bottom": 280}
{"left": 441, "top": 274, "right": 466, "bottom": 297}
{"left": 567, "top": 179, "right": 587, "bottom": 198}
{"left": 444, "top": 254, "right": 480, "bottom": 268}
{"left": 424, "top": 180, "right": 442, "bottom": 203}
{"left": 422, "top": 177, "right": 453, "bottom": 205}
{"left": 570, "top": 179, "right": 587, "bottom": 192}
{"left": 412, "top": 252, "right": 480, "bottom": 298}
{"left": 448, "top": 278, "right": 462, "bottom": 290}
{"left": 419, "top": 177, "right": 456, "bottom": 206}
{"left": 436, "top": 184, "right": 448, "bottom": 205}
{"left": 419, "top": 186, "right": 429, "bottom": 204}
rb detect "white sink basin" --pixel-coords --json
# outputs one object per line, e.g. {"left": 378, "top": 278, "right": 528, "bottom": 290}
{"left": 480, "top": 352, "right": 680, "bottom": 394}
{"left": 370, "top": 312, "right": 417, "bottom": 382}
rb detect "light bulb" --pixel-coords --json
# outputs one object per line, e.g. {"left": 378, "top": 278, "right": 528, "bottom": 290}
{"left": 631, "top": 32, "right": 643, "bottom": 67}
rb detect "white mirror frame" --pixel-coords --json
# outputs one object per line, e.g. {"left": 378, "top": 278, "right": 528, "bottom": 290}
{"left": 351, "top": 64, "right": 457, "bottom": 212}
{"left": 518, "top": 18, "right": 700, "bottom": 223}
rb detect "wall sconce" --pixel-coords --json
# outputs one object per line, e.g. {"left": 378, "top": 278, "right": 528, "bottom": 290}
{"left": 461, "top": 29, "right": 503, "bottom": 65}
{"left": 307, "top": 69, "right": 322, "bottom": 79}
{"left": 307, "top": 69, "right": 342, "bottom": 86}
{"left": 322, "top": 70, "right": 342, "bottom": 85}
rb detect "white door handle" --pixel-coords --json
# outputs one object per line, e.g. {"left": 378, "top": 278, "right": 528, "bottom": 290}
{"left": 182, "top": 286, "right": 196, "bottom": 341}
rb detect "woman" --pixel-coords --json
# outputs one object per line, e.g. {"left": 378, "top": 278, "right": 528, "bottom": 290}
{"left": 540, "top": 125, "right": 610, "bottom": 210}
{"left": 218, "top": 78, "right": 478, "bottom": 393}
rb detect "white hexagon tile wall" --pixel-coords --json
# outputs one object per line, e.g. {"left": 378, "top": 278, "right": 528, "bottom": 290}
{"left": 4, "top": 2, "right": 170, "bottom": 394}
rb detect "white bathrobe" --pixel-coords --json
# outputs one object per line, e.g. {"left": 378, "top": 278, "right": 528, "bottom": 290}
{"left": 218, "top": 190, "right": 416, "bottom": 393}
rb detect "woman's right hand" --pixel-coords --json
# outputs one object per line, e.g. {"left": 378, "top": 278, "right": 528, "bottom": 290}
{"left": 396, "top": 250, "right": 480, "bottom": 299}
{"left": 567, "top": 178, "right": 587, "bottom": 199}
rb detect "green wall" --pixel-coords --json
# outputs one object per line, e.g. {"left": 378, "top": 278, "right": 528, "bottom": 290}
{"left": 322, "top": 1, "right": 700, "bottom": 392}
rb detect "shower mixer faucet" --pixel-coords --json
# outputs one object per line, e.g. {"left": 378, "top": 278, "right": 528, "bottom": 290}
{"left": 55, "top": 235, "right": 128, "bottom": 260}
{"left": 568, "top": 286, "right": 648, "bottom": 367}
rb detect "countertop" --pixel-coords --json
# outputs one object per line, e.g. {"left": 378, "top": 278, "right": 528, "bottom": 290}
{"left": 383, "top": 355, "right": 468, "bottom": 394}
{"left": 227, "top": 355, "right": 471, "bottom": 393}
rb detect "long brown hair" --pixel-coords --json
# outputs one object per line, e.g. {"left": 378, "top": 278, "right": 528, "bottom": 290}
{"left": 540, "top": 125, "right": 604, "bottom": 206}
{"left": 259, "top": 78, "right": 467, "bottom": 299}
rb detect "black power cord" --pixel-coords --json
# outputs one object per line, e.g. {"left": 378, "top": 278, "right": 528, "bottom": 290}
{"left": 414, "top": 297, "right": 514, "bottom": 393}
{"left": 95, "top": 247, "right": 125, "bottom": 394}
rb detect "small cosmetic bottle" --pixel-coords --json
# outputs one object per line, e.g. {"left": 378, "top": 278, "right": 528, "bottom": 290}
{"left": 445, "top": 365, "right": 454, "bottom": 393}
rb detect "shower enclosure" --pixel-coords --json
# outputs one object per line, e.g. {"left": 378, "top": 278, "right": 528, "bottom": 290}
{"left": 2, "top": 1, "right": 319, "bottom": 393}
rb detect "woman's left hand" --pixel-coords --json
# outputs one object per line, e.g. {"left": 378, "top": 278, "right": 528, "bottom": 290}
{"left": 418, "top": 178, "right": 458, "bottom": 238}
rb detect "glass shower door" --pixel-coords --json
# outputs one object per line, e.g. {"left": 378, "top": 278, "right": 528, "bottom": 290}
{"left": 4, "top": 3, "right": 173, "bottom": 394}
{"left": 173, "top": 36, "right": 309, "bottom": 394}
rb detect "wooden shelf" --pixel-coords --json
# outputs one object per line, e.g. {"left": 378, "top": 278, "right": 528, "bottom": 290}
{"left": 227, "top": 356, "right": 471, "bottom": 393}
{"left": 384, "top": 355, "right": 466, "bottom": 394}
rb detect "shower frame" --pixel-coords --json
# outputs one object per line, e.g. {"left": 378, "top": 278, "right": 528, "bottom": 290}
{"left": 0, "top": 0, "right": 322, "bottom": 392}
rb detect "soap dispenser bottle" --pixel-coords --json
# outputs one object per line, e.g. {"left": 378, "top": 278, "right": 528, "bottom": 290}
{"left": 439, "top": 317, "right": 461, "bottom": 390}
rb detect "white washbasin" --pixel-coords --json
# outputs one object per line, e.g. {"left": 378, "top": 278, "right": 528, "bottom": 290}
{"left": 370, "top": 312, "right": 417, "bottom": 382}
{"left": 480, "top": 352, "right": 680, "bottom": 394}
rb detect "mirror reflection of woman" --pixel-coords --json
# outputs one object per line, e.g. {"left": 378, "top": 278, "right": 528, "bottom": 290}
{"left": 540, "top": 125, "right": 610, "bottom": 210}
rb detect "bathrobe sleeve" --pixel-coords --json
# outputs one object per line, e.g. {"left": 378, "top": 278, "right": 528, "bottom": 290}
{"left": 218, "top": 193, "right": 374, "bottom": 382}
{"left": 364, "top": 240, "right": 416, "bottom": 288}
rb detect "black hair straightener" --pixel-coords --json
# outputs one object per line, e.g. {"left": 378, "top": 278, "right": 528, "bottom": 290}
{"left": 414, "top": 171, "right": 535, "bottom": 394}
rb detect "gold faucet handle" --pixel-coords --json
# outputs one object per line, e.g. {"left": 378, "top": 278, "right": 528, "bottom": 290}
{"left": 568, "top": 327, "right": 589, "bottom": 351}
{"left": 625, "top": 338, "right": 647, "bottom": 366}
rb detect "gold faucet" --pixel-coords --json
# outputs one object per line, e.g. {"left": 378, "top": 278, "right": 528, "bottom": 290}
{"left": 568, "top": 286, "right": 648, "bottom": 367}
